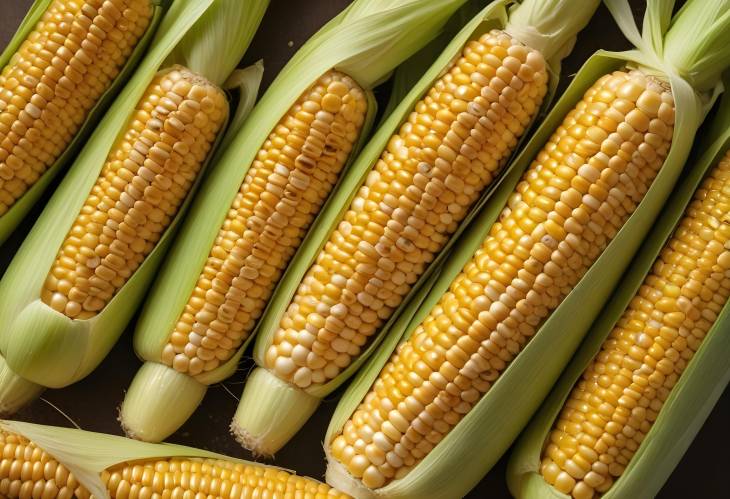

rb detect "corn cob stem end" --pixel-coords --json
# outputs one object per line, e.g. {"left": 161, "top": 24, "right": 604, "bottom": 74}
{"left": 120, "top": 361, "right": 207, "bottom": 442}
{"left": 0, "top": 355, "right": 44, "bottom": 416}
{"left": 325, "top": 447, "right": 378, "bottom": 499}
{"left": 231, "top": 367, "right": 320, "bottom": 457}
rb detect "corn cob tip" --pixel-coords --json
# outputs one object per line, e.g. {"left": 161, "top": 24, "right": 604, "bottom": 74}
{"left": 231, "top": 367, "right": 320, "bottom": 457}
{"left": 120, "top": 361, "right": 207, "bottom": 442}
{"left": 0, "top": 355, "right": 43, "bottom": 417}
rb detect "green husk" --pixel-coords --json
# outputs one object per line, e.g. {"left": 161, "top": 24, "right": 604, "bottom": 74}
{"left": 0, "top": 0, "right": 266, "bottom": 396}
{"left": 323, "top": 0, "right": 730, "bottom": 497}
{"left": 233, "top": 0, "right": 600, "bottom": 458}
{"left": 506, "top": 80, "right": 730, "bottom": 499}
{"left": 119, "top": 362, "right": 207, "bottom": 443}
{"left": 0, "top": 419, "right": 322, "bottom": 499}
{"left": 231, "top": 368, "right": 321, "bottom": 458}
{"left": 0, "top": 0, "right": 167, "bottom": 245}
{"left": 126, "top": 0, "right": 471, "bottom": 443}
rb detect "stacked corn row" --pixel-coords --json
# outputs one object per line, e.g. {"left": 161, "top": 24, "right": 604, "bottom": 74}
{"left": 0, "top": 0, "right": 153, "bottom": 216}
{"left": 539, "top": 153, "right": 730, "bottom": 499}
{"left": 41, "top": 66, "right": 228, "bottom": 319}
{"left": 0, "top": 429, "right": 348, "bottom": 498}
{"left": 160, "top": 71, "right": 367, "bottom": 376}
{"left": 329, "top": 69, "right": 675, "bottom": 489}
{"left": 264, "top": 29, "right": 549, "bottom": 390}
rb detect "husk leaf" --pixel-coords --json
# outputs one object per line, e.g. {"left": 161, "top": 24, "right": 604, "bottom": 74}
{"left": 0, "top": 0, "right": 165, "bottom": 244}
{"left": 0, "top": 420, "right": 299, "bottom": 499}
{"left": 323, "top": 1, "right": 728, "bottom": 496}
{"left": 163, "top": 0, "right": 269, "bottom": 87}
{"left": 506, "top": 82, "right": 730, "bottom": 499}
{"left": 0, "top": 0, "right": 263, "bottom": 389}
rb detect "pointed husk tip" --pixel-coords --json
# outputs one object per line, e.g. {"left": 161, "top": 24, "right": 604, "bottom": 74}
{"left": 120, "top": 361, "right": 207, "bottom": 442}
{"left": 664, "top": 0, "right": 730, "bottom": 91}
{"left": 0, "top": 355, "right": 44, "bottom": 416}
{"left": 231, "top": 367, "right": 320, "bottom": 457}
{"left": 504, "top": 0, "right": 600, "bottom": 62}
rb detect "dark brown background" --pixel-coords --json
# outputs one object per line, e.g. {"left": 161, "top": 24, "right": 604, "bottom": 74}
{"left": 1, "top": 1, "right": 727, "bottom": 497}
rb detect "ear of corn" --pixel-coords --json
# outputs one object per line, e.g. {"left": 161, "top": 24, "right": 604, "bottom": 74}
{"left": 328, "top": 68, "right": 675, "bottom": 493}
{"left": 323, "top": 1, "right": 730, "bottom": 497}
{"left": 507, "top": 77, "right": 730, "bottom": 499}
{"left": 121, "top": 0, "right": 470, "bottom": 444}
{"left": 0, "top": 0, "right": 268, "bottom": 413}
{"left": 0, "top": 0, "right": 166, "bottom": 245}
{"left": 0, "top": 419, "right": 348, "bottom": 499}
{"left": 232, "top": 0, "right": 599, "bottom": 458}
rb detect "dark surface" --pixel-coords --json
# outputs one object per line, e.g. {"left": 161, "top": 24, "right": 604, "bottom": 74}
{"left": 0, "top": 0, "right": 727, "bottom": 498}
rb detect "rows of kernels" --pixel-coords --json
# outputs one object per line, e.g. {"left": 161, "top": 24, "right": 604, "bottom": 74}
{"left": 162, "top": 70, "right": 368, "bottom": 376}
{"left": 101, "top": 457, "right": 350, "bottom": 499}
{"left": 540, "top": 153, "right": 730, "bottom": 499}
{"left": 329, "top": 69, "right": 675, "bottom": 489}
{"left": 266, "top": 29, "right": 549, "bottom": 390}
{"left": 0, "top": 430, "right": 90, "bottom": 499}
{"left": 0, "top": 429, "right": 348, "bottom": 498}
{"left": 41, "top": 67, "right": 227, "bottom": 319}
{"left": 0, "top": 0, "right": 153, "bottom": 216}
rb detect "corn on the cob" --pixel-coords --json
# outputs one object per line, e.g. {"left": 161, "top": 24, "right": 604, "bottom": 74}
{"left": 0, "top": 0, "right": 153, "bottom": 217}
{"left": 0, "top": 426, "right": 347, "bottom": 499}
{"left": 328, "top": 69, "right": 674, "bottom": 490}
{"left": 0, "top": 0, "right": 269, "bottom": 416}
{"left": 538, "top": 152, "right": 730, "bottom": 499}
{"left": 40, "top": 66, "right": 227, "bottom": 320}
{"left": 262, "top": 30, "right": 548, "bottom": 390}
{"left": 161, "top": 70, "right": 367, "bottom": 376}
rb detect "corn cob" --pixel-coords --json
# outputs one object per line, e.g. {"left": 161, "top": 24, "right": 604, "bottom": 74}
{"left": 328, "top": 69, "right": 675, "bottom": 490}
{"left": 0, "top": 0, "right": 153, "bottom": 217}
{"left": 262, "top": 30, "right": 548, "bottom": 390}
{"left": 0, "top": 426, "right": 347, "bottom": 499}
{"left": 41, "top": 66, "right": 227, "bottom": 319}
{"left": 0, "top": 0, "right": 269, "bottom": 416}
{"left": 161, "top": 70, "right": 367, "bottom": 376}
{"left": 538, "top": 152, "right": 730, "bottom": 499}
